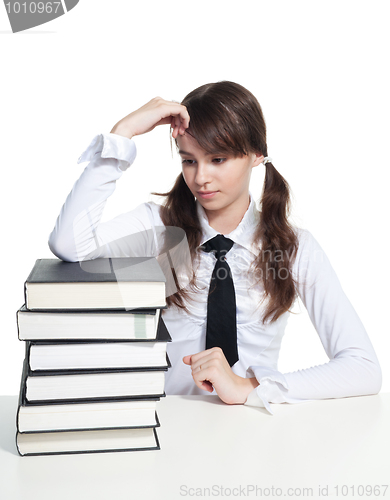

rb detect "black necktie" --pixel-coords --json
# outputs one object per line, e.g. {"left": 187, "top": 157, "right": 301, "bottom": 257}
{"left": 201, "top": 234, "right": 239, "bottom": 367}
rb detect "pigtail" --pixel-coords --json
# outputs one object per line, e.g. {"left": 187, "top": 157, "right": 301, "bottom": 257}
{"left": 253, "top": 162, "right": 299, "bottom": 323}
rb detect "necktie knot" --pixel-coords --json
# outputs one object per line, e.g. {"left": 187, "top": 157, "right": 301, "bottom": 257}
{"left": 201, "top": 234, "right": 234, "bottom": 260}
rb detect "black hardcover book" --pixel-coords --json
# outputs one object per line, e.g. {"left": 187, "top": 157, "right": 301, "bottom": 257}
{"left": 17, "top": 305, "right": 162, "bottom": 341}
{"left": 16, "top": 427, "right": 160, "bottom": 456}
{"left": 17, "top": 382, "right": 161, "bottom": 433}
{"left": 24, "top": 258, "right": 166, "bottom": 310}
{"left": 21, "top": 354, "right": 169, "bottom": 403}
{"left": 27, "top": 316, "right": 172, "bottom": 371}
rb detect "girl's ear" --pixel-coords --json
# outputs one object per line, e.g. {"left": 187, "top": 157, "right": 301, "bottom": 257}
{"left": 252, "top": 153, "right": 264, "bottom": 168}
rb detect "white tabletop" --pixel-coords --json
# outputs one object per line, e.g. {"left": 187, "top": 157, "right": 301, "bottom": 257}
{"left": 0, "top": 394, "right": 389, "bottom": 500}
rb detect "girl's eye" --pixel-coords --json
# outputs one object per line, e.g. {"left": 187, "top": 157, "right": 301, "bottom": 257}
{"left": 182, "top": 159, "right": 195, "bottom": 165}
{"left": 212, "top": 158, "right": 226, "bottom": 164}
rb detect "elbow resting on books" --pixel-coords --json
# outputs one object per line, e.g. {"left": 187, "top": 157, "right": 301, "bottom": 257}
{"left": 48, "top": 234, "right": 78, "bottom": 263}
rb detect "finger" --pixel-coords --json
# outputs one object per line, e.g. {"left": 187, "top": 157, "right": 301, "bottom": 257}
{"left": 192, "top": 365, "right": 217, "bottom": 393}
{"left": 174, "top": 115, "right": 181, "bottom": 138}
{"left": 181, "top": 106, "right": 190, "bottom": 129}
{"left": 179, "top": 122, "right": 186, "bottom": 135}
{"left": 168, "top": 102, "right": 190, "bottom": 128}
{"left": 167, "top": 103, "right": 190, "bottom": 131}
{"left": 190, "top": 347, "right": 224, "bottom": 370}
{"left": 193, "top": 378, "right": 213, "bottom": 393}
{"left": 188, "top": 351, "right": 211, "bottom": 368}
{"left": 170, "top": 114, "right": 178, "bottom": 138}
{"left": 191, "top": 367, "right": 214, "bottom": 392}
{"left": 191, "top": 357, "right": 223, "bottom": 376}
{"left": 191, "top": 356, "right": 213, "bottom": 374}
{"left": 153, "top": 102, "right": 189, "bottom": 138}
{"left": 170, "top": 117, "right": 177, "bottom": 138}
{"left": 182, "top": 355, "right": 192, "bottom": 365}
{"left": 200, "top": 380, "right": 214, "bottom": 392}
{"left": 156, "top": 101, "right": 189, "bottom": 125}
{"left": 189, "top": 348, "right": 217, "bottom": 362}
{"left": 179, "top": 111, "right": 189, "bottom": 134}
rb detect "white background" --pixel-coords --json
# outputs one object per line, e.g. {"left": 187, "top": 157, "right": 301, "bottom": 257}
{"left": 0, "top": 0, "right": 389, "bottom": 396}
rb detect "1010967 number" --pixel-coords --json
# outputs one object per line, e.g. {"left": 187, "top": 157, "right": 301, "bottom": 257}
{"left": 334, "top": 484, "right": 389, "bottom": 496}
{"left": 5, "top": 2, "right": 61, "bottom": 14}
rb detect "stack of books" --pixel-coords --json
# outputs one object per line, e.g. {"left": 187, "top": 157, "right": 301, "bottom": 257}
{"left": 15, "top": 257, "right": 170, "bottom": 456}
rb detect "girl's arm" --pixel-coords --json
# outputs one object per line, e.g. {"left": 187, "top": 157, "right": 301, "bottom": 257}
{"left": 49, "top": 99, "right": 190, "bottom": 262}
{"left": 244, "top": 229, "right": 382, "bottom": 413}
{"left": 48, "top": 133, "right": 149, "bottom": 262}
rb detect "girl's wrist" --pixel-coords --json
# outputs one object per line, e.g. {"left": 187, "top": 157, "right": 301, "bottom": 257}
{"left": 236, "top": 376, "right": 259, "bottom": 404}
{"left": 110, "top": 121, "right": 134, "bottom": 140}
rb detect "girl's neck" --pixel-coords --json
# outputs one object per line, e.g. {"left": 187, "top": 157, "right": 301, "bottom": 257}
{"left": 204, "top": 195, "right": 251, "bottom": 235}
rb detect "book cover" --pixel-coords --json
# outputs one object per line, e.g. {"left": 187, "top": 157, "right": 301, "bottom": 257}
{"left": 25, "top": 257, "right": 167, "bottom": 310}
{"left": 22, "top": 355, "right": 169, "bottom": 403}
{"left": 16, "top": 427, "right": 160, "bottom": 456}
{"left": 17, "top": 305, "right": 162, "bottom": 341}
{"left": 26, "top": 315, "right": 171, "bottom": 371}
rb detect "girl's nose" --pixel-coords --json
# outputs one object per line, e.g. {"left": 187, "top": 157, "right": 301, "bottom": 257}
{"left": 194, "top": 162, "right": 211, "bottom": 186}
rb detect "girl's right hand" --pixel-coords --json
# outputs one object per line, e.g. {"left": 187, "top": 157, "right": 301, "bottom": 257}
{"left": 110, "top": 97, "right": 190, "bottom": 140}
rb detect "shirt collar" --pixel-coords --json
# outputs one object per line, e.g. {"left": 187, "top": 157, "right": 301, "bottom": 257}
{"left": 196, "top": 194, "right": 260, "bottom": 255}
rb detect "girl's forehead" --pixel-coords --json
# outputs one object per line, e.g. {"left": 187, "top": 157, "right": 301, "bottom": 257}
{"left": 176, "top": 134, "right": 203, "bottom": 154}
{"left": 176, "top": 133, "right": 225, "bottom": 157}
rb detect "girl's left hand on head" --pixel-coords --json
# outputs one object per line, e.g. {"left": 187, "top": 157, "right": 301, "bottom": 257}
{"left": 182, "top": 347, "right": 258, "bottom": 405}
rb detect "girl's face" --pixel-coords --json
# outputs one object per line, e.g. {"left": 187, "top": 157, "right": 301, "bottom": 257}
{"left": 177, "top": 133, "right": 264, "bottom": 219}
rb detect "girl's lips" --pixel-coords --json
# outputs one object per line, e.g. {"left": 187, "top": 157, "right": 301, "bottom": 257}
{"left": 197, "top": 191, "right": 218, "bottom": 199}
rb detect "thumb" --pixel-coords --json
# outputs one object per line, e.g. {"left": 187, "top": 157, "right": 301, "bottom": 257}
{"left": 182, "top": 355, "right": 192, "bottom": 365}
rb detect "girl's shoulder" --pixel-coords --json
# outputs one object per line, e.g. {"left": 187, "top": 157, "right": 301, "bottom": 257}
{"left": 294, "top": 226, "right": 324, "bottom": 253}
{"left": 292, "top": 226, "right": 331, "bottom": 274}
{"left": 294, "top": 226, "right": 312, "bottom": 246}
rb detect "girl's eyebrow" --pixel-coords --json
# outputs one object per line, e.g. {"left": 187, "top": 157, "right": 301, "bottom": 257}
{"left": 178, "top": 149, "right": 227, "bottom": 157}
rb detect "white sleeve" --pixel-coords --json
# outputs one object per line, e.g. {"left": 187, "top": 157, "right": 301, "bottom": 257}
{"left": 244, "top": 229, "right": 382, "bottom": 414}
{"left": 48, "top": 133, "right": 158, "bottom": 262}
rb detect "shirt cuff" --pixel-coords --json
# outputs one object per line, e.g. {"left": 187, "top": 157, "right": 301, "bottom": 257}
{"left": 244, "top": 366, "right": 289, "bottom": 415}
{"left": 77, "top": 133, "right": 137, "bottom": 171}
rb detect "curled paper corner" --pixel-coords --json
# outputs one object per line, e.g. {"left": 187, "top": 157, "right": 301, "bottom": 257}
{"left": 64, "top": 0, "right": 79, "bottom": 11}
{"left": 3, "top": 0, "right": 80, "bottom": 33}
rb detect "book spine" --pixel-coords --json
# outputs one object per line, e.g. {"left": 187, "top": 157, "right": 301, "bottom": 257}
{"left": 26, "top": 393, "right": 166, "bottom": 405}
{"left": 23, "top": 281, "right": 28, "bottom": 311}
{"left": 16, "top": 308, "right": 21, "bottom": 341}
{"left": 24, "top": 259, "right": 41, "bottom": 310}
{"left": 15, "top": 355, "right": 29, "bottom": 447}
{"left": 27, "top": 364, "right": 170, "bottom": 376}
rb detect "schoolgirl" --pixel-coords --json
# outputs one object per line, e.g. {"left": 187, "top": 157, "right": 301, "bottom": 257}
{"left": 49, "top": 81, "right": 381, "bottom": 413}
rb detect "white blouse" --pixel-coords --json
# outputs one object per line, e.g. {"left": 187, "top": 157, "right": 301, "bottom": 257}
{"left": 48, "top": 133, "right": 382, "bottom": 414}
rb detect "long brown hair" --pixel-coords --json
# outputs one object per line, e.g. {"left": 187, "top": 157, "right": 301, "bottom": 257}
{"left": 154, "top": 81, "right": 298, "bottom": 323}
